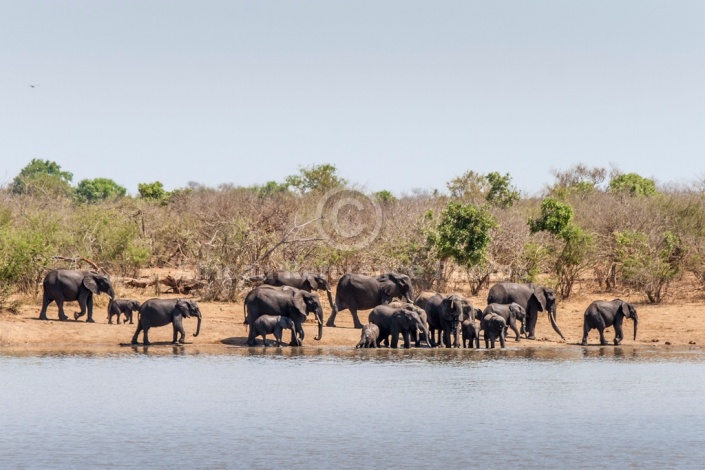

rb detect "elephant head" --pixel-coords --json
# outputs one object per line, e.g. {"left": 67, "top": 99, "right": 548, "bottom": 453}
{"left": 617, "top": 299, "right": 638, "bottom": 340}
{"left": 127, "top": 300, "right": 141, "bottom": 311}
{"left": 175, "top": 299, "right": 202, "bottom": 337}
{"left": 305, "top": 273, "right": 337, "bottom": 315}
{"left": 294, "top": 291, "right": 324, "bottom": 341}
{"left": 509, "top": 302, "right": 526, "bottom": 334}
{"left": 379, "top": 273, "right": 414, "bottom": 303}
{"left": 393, "top": 309, "right": 430, "bottom": 345}
{"left": 83, "top": 272, "right": 115, "bottom": 299}
{"left": 530, "top": 287, "right": 564, "bottom": 340}
{"left": 441, "top": 294, "right": 464, "bottom": 347}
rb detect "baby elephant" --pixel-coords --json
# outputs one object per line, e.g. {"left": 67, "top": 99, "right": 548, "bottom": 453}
{"left": 481, "top": 313, "right": 507, "bottom": 349}
{"left": 461, "top": 319, "right": 480, "bottom": 348}
{"left": 107, "top": 299, "right": 141, "bottom": 324}
{"left": 356, "top": 323, "right": 380, "bottom": 348}
{"left": 483, "top": 302, "right": 526, "bottom": 341}
{"left": 252, "top": 315, "right": 297, "bottom": 347}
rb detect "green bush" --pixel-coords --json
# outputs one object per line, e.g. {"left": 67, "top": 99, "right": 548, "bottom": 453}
{"left": 75, "top": 178, "right": 127, "bottom": 203}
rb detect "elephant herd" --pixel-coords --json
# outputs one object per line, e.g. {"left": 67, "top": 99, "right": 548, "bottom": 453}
{"left": 36, "top": 268, "right": 639, "bottom": 349}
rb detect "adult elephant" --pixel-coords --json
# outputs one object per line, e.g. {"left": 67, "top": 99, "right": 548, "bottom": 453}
{"left": 39, "top": 269, "right": 115, "bottom": 322}
{"left": 388, "top": 301, "right": 432, "bottom": 347}
{"left": 368, "top": 305, "right": 430, "bottom": 349}
{"left": 244, "top": 286, "right": 324, "bottom": 346}
{"left": 581, "top": 299, "right": 638, "bottom": 346}
{"left": 487, "top": 282, "right": 565, "bottom": 341}
{"left": 263, "top": 271, "right": 337, "bottom": 317}
{"left": 424, "top": 294, "right": 466, "bottom": 348}
{"left": 327, "top": 273, "right": 413, "bottom": 329}
{"left": 482, "top": 303, "right": 526, "bottom": 342}
{"left": 131, "top": 298, "right": 202, "bottom": 345}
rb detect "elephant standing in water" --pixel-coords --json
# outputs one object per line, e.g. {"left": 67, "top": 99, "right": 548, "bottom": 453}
{"left": 244, "top": 286, "right": 324, "bottom": 346}
{"left": 487, "top": 282, "right": 565, "bottom": 341}
{"left": 356, "top": 324, "right": 380, "bottom": 348}
{"left": 327, "top": 273, "right": 413, "bottom": 329}
{"left": 581, "top": 299, "right": 638, "bottom": 346}
{"left": 424, "top": 294, "right": 468, "bottom": 348}
{"left": 132, "top": 298, "right": 202, "bottom": 345}
{"left": 39, "top": 269, "right": 115, "bottom": 322}
{"left": 368, "top": 305, "right": 430, "bottom": 349}
{"left": 262, "top": 271, "right": 337, "bottom": 318}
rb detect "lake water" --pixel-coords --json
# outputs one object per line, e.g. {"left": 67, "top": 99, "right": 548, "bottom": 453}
{"left": 1, "top": 346, "right": 705, "bottom": 469}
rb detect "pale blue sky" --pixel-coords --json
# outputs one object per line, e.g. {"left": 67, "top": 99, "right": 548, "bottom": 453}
{"left": 2, "top": 1, "right": 704, "bottom": 195}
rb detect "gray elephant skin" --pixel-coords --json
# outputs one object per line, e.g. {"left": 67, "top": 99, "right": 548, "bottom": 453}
{"left": 581, "top": 299, "right": 638, "bottom": 346}
{"left": 244, "top": 286, "right": 323, "bottom": 346}
{"left": 39, "top": 269, "right": 115, "bottom": 322}
{"left": 356, "top": 323, "right": 380, "bottom": 348}
{"left": 263, "top": 271, "right": 337, "bottom": 317}
{"left": 328, "top": 273, "right": 413, "bottom": 329}
{"left": 368, "top": 305, "right": 430, "bottom": 349}
{"left": 252, "top": 315, "right": 297, "bottom": 347}
{"left": 461, "top": 319, "right": 480, "bottom": 348}
{"left": 388, "top": 301, "right": 432, "bottom": 347}
{"left": 487, "top": 282, "right": 565, "bottom": 340}
{"left": 131, "top": 298, "right": 202, "bottom": 345}
{"left": 481, "top": 313, "right": 507, "bottom": 349}
{"left": 423, "top": 294, "right": 468, "bottom": 348}
{"left": 108, "top": 299, "right": 141, "bottom": 324}
{"left": 483, "top": 302, "right": 526, "bottom": 342}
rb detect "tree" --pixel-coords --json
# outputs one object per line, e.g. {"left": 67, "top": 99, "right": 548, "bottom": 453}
{"left": 529, "top": 197, "right": 593, "bottom": 297}
{"left": 446, "top": 170, "right": 519, "bottom": 207}
{"left": 257, "top": 181, "right": 290, "bottom": 198}
{"left": 609, "top": 173, "right": 657, "bottom": 197}
{"left": 374, "top": 190, "right": 396, "bottom": 203}
{"left": 138, "top": 181, "right": 169, "bottom": 201}
{"left": 11, "top": 159, "right": 73, "bottom": 197}
{"left": 75, "top": 178, "right": 127, "bottom": 203}
{"left": 429, "top": 202, "right": 496, "bottom": 268}
{"left": 485, "top": 172, "right": 519, "bottom": 208}
{"left": 284, "top": 164, "right": 347, "bottom": 194}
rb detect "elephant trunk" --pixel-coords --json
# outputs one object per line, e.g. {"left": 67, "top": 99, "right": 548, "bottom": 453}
{"left": 314, "top": 308, "right": 323, "bottom": 341}
{"left": 193, "top": 312, "right": 202, "bottom": 337}
{"left": 455, "top": 321, "right": 461, "bottom": 348}
{"left": 325, "top": 288, "right": 337, "bottom": 318}
{"left": 107, "top": 286, "right": 115, "bottom": 299}
{"left": 548, "top": 308, "right": 565, "bottom": 341}
{"left": 633, "top": 312, "right": 638, "bottom": 341}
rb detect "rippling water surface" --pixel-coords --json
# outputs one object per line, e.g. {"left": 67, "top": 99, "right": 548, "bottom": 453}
{"left": 1, "top": 346, "right": 704, "bottom": 469}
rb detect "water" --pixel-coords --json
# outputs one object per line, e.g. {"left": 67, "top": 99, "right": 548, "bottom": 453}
{"left": 1, "top": 346, "right": 705, "bottom": 469}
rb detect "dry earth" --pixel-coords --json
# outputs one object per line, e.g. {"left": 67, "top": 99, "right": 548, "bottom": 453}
{"left": 1, "top": 269, "right": 704, "bottom": 353}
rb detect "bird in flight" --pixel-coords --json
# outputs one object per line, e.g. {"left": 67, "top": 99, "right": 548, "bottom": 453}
{"left": 29, "top": 84, "right": 37, "bottom": 88}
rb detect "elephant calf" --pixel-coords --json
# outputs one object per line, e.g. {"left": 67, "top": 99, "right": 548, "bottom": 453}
{"left": 252, "top": 315, "right": 297, "bottom": 347}
{"left": 461, "top": 319, "right": 480, "bottom": 349}
{"left": 108, "top": 299, "right": 141, "bottom": 324}
{"left": 481, "top": 313, "right": 507, "bottom": 349}
{"left": 356, "top": 323, "right": 380, "bottom": 348}
{"left": 483, "top": 302, "right": 526, "bottom": 342}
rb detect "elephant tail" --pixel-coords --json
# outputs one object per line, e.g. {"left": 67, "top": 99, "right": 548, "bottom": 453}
{"left": 243, "top": 298, "right": 249, "bottom": 331}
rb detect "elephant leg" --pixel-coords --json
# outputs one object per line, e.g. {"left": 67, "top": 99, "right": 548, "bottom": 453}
{"left": 442, "top": 328, "right": 451, "bottom": 349}
{"left": 56, "top": 299, "right": 69, "bottom": 322}
{"left": 509, "top": 322, "right": 521, "bottom": 342}
{"left": 581, "top": 324, "right": 591, "bottom": 346}
{"left": 128, "top": 312, "right": 134, "bottom": 324}
{"left": 131, "top": 323, "right": 143, "bottom": 345}
{"left": 74, "top": 291, "right": 88, "bottom": 320}
{"left": 247, "top": 326, "right": 257, "bottom": 346}
{"left": 402, "top": 331, "right": 411, "bottom": 349}
{"left": 143, "top": 326, "right": 151, "bottom": 346}
{"left": 86, "top": 295, "right": 95, "bottom": 323}
{"left": 499, "top": 332, "right": 506, "bottom": 349}
{"left": 262, "top": 333, "right": 268, "bottom": 347}
{"left": 38, "top": 291, "right": 53, "bottom": 320}
{"left": 290, "top": 323, "right": 302, "bottom": 346}
{"left": 173, "top": 317, "right": 186, "bottom": 344}
{"left": 115, "top": 311, "right": 121, "bottom": 325}
{"left": 390, "top": 331, "right": 399, "bottom": 349}
{"left": 526, "top": 312, "right": 538, "bottom": 340}
{"left": 598, "top": 327, "right": 608, "bottom": 346}
{"left": 350, "top": 307, "right": 363, "bottom": 329}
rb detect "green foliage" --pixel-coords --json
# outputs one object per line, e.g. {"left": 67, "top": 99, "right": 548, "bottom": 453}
{"left": 429, "top": 202, "right": 496, "bottom": 268}
{"left": 257, "top": 181, "right": 290, "bottom": 198}
{"left": 75, "top": 178, "right": 127, "bottom": 203}
{"left": 138, "top": 181, "right": 169, "bottom": 201}
{"left": 609, "top": 173, "right": 657, "bottom": 197}
{"left": 374, "top": 190, "right": 396, "bottom": 203}
{"left": 11, "top": 159, "right": 74, "bottom": 197}
{"left": 614, "top": 230, "right": 682, "bottom": 303}
{"left": 485, "top": 172, "right": 520, "bottom": 208}
{"left": 529, "top": 197, "right": 574, "bottom": 238}
{"left": 285, "top": 164, "right": 347, "bottom": 194}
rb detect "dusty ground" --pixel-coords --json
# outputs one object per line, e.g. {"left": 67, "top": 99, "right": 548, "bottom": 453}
{"left": 1, "top": 269, "right": 704, "bottom": 352}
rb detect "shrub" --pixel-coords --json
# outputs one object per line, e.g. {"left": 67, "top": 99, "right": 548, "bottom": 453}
{"left": 75, "top": 178, "right": 127, "bottom": 203}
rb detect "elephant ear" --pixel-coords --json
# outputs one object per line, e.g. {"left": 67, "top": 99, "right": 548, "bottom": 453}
{"left": 293, "top": 291, "right": 307, "bottom": 316}
{"left": 530, "top": 290, "right": 546, "bottom": 312}
{"left": 305, "top": 275, "right": 319, "bottom": 291}
{"left": 175, "top": 299, "right": 191, "bottom": 317}
{"left": 82, "top": 276, "right": 99, "bottom": 294}
{"left": 381, "top": 281, "right": 396, "bottom": 298}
